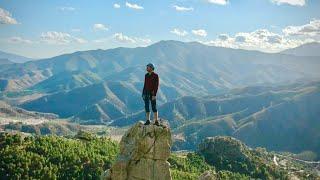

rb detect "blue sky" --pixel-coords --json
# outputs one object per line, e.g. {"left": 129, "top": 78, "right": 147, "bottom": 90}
{"left": 0, "top": 0, "right": 319, "bottom": 59}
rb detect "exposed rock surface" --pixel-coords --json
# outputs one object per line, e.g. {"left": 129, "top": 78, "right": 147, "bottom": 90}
{"left": 102, "top": 120, "right": 172, "bottom": 180}
{"left": 198, "top": 170, "right": 217, "bottom": 180}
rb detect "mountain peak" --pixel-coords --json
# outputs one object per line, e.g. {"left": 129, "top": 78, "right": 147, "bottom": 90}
{"left": 0, "top": 50, "right": 33, "bottom": 63}
{"left": 281, "top": 42, "right": 320, "bottom": 56}
{"left": 148, "top": 40, "right": 205, "bottom": 48}
{"left": 102, "top": 120, "right": 172, "bottom": 180}
{"left": 148, "top": 40, "right": 186, "bottom": 47}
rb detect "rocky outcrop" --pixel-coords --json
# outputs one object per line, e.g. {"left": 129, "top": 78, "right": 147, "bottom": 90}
{"left": 198, "top": 136, "right": 251, "bottom": 166}
{"left": 102, "top": 120, "right": 172, "bottom": 180}
{"left": 198, "top": 171, "right": 217, "bottom": 180}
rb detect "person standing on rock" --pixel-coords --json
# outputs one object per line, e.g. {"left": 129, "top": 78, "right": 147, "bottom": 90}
{"left": 142, "top": 63, "right": 160, "bottom": 126}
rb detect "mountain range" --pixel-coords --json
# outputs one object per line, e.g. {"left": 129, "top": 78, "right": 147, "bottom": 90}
{"left": 0, "top": 50, "right": 33, "bottom": 63}
{"left": 107, "top": 80, "right": 320, "bottom": 157}
{"left": 0, "top": 41, "right": 318, "bottom": 120}
{"left": 1, "top": 41, "right": 319, "bottom": 93}
{"left": 0, "top": 100, "right": 57, "bottom": 119}
{"left": 0, "top": 59, "right": 13, "bottom": 65}
{"left": 281, "top": 42, "right": 320, "bottom": 56}
{"left": 0, "top": 40, "right": 320, "bottom": 157}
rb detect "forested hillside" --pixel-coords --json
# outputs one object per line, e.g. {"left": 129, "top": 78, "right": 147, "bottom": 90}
{"left": 1, "top": 132, "right": 318, "bottom": 180}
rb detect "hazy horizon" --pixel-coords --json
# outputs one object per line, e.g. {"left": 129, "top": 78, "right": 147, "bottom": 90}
{"left": 4, "top": 39, "right": 319, "bottom": 61}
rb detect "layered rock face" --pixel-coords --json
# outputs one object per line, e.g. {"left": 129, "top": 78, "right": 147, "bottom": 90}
{"left": 103, "top": 121, "right": 172, "bottom": 180}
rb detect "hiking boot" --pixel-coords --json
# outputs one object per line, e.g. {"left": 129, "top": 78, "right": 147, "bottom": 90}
{"left": 144, "top": 112, "right": 150, "bottom": 125}
{"left": 153, "top": 111, "right": 160, "bottom": 126}
{"left": 144, "top": 120, "right": 151, "bottom": 125}
{"left": 154, "top": 120, "right": 160, "bottom": 126}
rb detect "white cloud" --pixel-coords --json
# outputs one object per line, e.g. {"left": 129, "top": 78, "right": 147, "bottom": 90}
{"left": 203, "top": 28, "right": 315, "bottom": 52}
{"left": 207, "top": 0, "right": 229, "bottom": 5}
{"left": 271, "top": 0, "right": 305, "bottom": 6}
{"left": 58, "top": 6, "right": 76, "bottom": 11}
{"left": 41, "top": 31, "right": 72, "bottom": 44}
{"left": 0, "top": 8, "right": 18, "bottom": 24}
{"left": 138, "top": 38, "right": 152, "bottom": 44}
{"left": 173, "top": 5, "right": 194, "bottom": 12}
{"left": 171, "top": 28, "right": 188, "bottom": 36}
{"left": 112, "top": 33, "right": 151, "bottom": 44}
{"left": 125, "top": 2, "right": 144, "bottom": 10}
{"left": 192, "top": 29, "right": 207, "bottom": 37}
{"left": 93, "top": 24, "right": 108, "bottom": 31}
{"left": 73, "top": 37, "right": 87, "bottom": 44}
{"left": 8, "top": 36, "right": 33, "bottom": 44}
{"left": 283, "top": 19, "right": 320, "bottom": 36}
{"left": 113, "top": 33, "right": 136, "bottom": 43}
{"left": 114, "top": 3, "right": 121, "bottom": 8}
{"left": 40, "top": 31, "right": 87, "bottom": 44}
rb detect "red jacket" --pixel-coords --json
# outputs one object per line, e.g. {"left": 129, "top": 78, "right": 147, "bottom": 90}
{"left": 143, "top": 72, "right": 159, "bottom": 96}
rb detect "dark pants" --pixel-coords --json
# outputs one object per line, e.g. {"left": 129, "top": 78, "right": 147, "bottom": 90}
{"left": 143, "top": 91, "right": 157, "bottom": 112}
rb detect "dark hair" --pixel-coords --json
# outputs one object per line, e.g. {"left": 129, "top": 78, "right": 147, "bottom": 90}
{"left": 146, "top": 63, "right": 155, "bottom": 70}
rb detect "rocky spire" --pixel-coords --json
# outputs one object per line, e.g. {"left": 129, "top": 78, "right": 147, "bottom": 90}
{"left": 102, "top": 120, "right": 172, "bottom": 180}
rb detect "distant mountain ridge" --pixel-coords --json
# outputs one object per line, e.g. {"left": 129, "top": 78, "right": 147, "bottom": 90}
{"left": 0, "top": 59, "right": 13, "bottom": 65}
{"left": 29, "top": 70, "right": 103, "bottom": 93}
{"left": 21, "top": 80, "right": 182, "bottom": 124}
{"left": 1, "top": 40, "right": 319, "bottom": 92}
{"left": 0, "top": 40, "right": 317, "bottom": 125}
{"left": 110, "top": 81, "right": 320, "bottom": 157}
{"left": 0, "top": 41, "right": 319, "bottom": 173}
{"left": 0, "top": 100, "right": 57, "bottom": 119}
{"left": 281, "top": 42, "right": 320, "bottom": 56}
{"left": 112, "top": 81, "right": 319, "bottom": 126}
{"left": 0, "top": 50, "right": 33, "bottom": 63}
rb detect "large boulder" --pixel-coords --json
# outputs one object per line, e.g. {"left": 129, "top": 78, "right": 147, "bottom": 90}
{"left": 102, "top": 120, "right": 172, "bottom": 180}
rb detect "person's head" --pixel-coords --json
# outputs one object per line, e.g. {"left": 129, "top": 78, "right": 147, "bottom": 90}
{"left": 146, "top": 63, "right": 154, "bottom": 72}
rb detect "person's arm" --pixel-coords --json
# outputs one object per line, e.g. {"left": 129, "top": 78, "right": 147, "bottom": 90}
{"left": 142, "top": 74, "right": 146, "bottom": 96}
{"left": 153, "top": 74, "right": 159, "bottom": 96}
